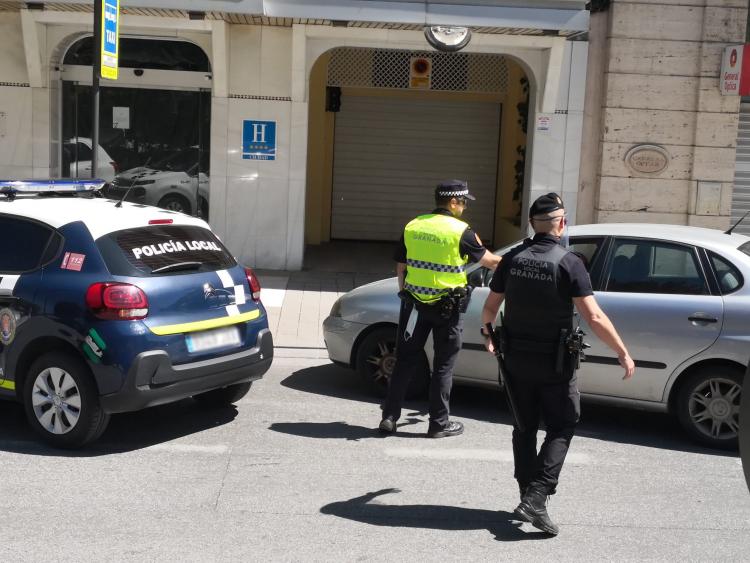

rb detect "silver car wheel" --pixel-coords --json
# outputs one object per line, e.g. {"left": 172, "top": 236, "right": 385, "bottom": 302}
{"left": 31, "top": 366, "right": 82, "bottom": 435}
{"left": 688, "top": 377, "right": 741, "bottom": 440}
{"left": 365, "top": 339, "right": 396, "bottom": 384}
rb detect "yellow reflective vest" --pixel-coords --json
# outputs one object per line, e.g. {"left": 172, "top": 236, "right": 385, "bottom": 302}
{"left": 403, "top": 213, "right": 469, "bottom": 303}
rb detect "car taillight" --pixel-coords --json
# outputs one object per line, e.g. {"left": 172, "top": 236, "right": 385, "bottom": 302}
{"left": 85, "top": 283, "right": 149, "bottom": 320}
{"left": 148, "top": 219, "right": 173, "bottom": 225}
{"left": 244, "top": 267, "right": 261, "bottom": 301}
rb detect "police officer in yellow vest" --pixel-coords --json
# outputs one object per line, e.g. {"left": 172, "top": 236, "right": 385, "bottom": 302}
{"left": 379, "top": 180, "right": 501, "bottom": 438}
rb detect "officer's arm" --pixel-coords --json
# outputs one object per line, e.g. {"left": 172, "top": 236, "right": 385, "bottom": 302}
{"left": 573, "top": 295, "right": 635, "bottom": 380}
{"left": 481, "top": 291, "right": 504, "bottom": 353}
{"left": 396, "top": 262, "right": 406, "bottom": 292}
{"left": 479, "top": 250, "right": 501, "bottom": 270}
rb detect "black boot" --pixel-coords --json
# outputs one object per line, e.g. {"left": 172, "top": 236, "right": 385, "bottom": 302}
{"left": 514, "top": 486, "right": 559, "bottom": 536}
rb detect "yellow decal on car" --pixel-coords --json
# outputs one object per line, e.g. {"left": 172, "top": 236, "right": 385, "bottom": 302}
{"left": 149, "top": 309, "right": 261, "bottom": 336}
{"left": 0, "top": 380, "right": 16, "bottom": 391}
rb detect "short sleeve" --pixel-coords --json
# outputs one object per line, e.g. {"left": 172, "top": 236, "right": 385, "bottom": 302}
{"left": 460, "top": 227, "right": 487, "bottom": 263}
{"left": 563, "top": 254, "right": 594, "bottom": 297}
{"left": 489, "top": 252, "right": 511, "bottom": 293}
{"left": 394, "top": 234, "right": 407, "bottom": 263}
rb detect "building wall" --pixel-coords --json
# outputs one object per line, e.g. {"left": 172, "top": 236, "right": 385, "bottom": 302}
{"left": 581, "top": 0, "right": 749, "bottom": 229}
{"left": 0, "top": 11, "right": 586, "bottom": 270}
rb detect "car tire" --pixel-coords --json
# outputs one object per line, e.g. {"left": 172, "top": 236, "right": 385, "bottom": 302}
{"left": 193, "top": 382, "right": 253, "bottom": 406}
{"left": 23, "top": 352, "right": 110, "bottom": 448}
{"left": 676, "top": 365, "right": 742, "bottom": 450}
{"left": 158, "top": 194, "right": 191, "bottom": 215}
{"left": 198, "top": 197, "right": 209, "bottom": 220}
{"left": 355, "top": 326, "right": 429, "bottom": 399}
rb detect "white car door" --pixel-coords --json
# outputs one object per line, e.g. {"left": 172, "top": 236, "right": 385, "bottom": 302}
{"left": 577, "top": 237, "right": 723, "bottom": 402}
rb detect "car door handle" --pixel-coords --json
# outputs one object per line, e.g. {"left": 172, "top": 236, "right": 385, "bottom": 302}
{"left": 688, "top": 314, "right": 718, "bottom": 324}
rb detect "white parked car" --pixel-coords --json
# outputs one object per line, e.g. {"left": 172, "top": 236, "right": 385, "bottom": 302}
{"left": 108, "top": 148, "right": 209, "bottom": 218}
{"left": 324, "top": 223, "right": 750, "bottom": 449}
{"left": 63, "top": 137, "right": 117, "bottom": 183}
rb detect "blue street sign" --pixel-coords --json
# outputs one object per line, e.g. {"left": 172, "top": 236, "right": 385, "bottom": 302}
{"left": 242, "top": 120, "right": 276, "bottom": 161}
{"left": 101, "top": 0, "right": 119, "bottom": 80}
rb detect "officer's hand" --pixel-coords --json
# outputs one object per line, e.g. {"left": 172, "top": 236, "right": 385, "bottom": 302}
{"left": 484, "top": 338, "right": 495, "bottom": 354}
{"left": 619, "top": 353, "right": 635, "bottom": 380}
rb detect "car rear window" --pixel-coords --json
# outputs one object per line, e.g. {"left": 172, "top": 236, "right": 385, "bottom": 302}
{"left": 96, "top": 224, "right": 236, "bottom": 277}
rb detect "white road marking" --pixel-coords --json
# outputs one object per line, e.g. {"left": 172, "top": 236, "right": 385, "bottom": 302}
{"left": 384, "top": 447, "right": 591, "bottom": 464}
{"left": 261, "top": 288, "right": 286, "bottom": 308}
{"left": 147, "top": 444, "right": 229, "bottom": 454}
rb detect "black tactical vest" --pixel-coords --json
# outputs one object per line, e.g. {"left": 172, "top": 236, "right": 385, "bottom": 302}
{"left": 503, "top": 239, "right": 574, "bottom": 344}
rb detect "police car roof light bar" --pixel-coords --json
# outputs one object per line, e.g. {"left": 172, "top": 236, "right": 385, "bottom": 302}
{"left": 0, "top": 179, "right": 106, "bottom": 200}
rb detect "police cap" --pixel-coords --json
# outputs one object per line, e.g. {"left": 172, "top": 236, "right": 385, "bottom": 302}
{"left": 435, "top": 179, "right": 476, "bottom": 201}
{"left": 529, "top": 192, "right": 565, "bottom": 217}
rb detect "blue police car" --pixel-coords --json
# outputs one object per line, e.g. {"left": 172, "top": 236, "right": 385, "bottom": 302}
{"left": 0, "top": 180, "right": 273, "bottom": 447}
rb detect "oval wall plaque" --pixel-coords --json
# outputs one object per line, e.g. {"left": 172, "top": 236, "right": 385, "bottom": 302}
{"left": 624, "top": 144, "right": 670, "bottom": 174}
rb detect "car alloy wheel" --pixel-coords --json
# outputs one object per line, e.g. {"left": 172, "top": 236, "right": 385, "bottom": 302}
{"left": 355, "top": 326, "right": 429, "bottom": 398}
{"left": 687, "top": 377, "right": 741, "bottom": 441}
{"left": 365, "top": 339, "right": 396, "bottom": 385}
{"left": 31, "top": 366, "right": 82, "bottom": 435}
{"left": 24, "top": 352, "right": 110, "bottom": 448}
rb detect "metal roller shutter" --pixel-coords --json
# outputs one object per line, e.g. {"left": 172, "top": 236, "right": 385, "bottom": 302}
{"left": 730, "top": 102, "right": 750, "bottom": 235}
{"left": 331, "top": 95, "right": 500, "bottom": 241}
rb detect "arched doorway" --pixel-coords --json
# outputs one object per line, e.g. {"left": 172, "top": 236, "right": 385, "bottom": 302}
{"left": 304, "top": 47, "right": 530, "bottom": 263}
{"left": 58, "top": 35, "right": 211, "bottom": 218}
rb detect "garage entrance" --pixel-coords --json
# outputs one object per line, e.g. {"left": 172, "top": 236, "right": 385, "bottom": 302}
{"left": 305, "top": 47, "right": 529, "bottom": 257}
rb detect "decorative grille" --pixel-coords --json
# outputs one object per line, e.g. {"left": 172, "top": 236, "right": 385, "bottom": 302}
{"left": 327, "top": 48, "right": 509, "bottom": 94}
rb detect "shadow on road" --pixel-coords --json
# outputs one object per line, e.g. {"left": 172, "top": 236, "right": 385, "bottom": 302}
{"left": 320, "top": 488, "right": 551, "bottom": 542}
{"left": 0, "top": 399, "right": 238, "bottom": 457}
{"left": 281, "top": 362, "right": 737, "bottom": 457}
{"left": 269, "top": 416, "right": 425, "bottom": 441}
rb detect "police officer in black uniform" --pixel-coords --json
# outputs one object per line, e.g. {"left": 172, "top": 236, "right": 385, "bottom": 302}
{"left": 481, "top": 192, "right": 634, "bottom": 535}
{"left": 379, "top": 180, "right": 501, "bottom": 438}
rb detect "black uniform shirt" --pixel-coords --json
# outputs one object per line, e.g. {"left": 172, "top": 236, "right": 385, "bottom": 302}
{"left": 490, "top": 233, "right": 593, "bottom": 298}
{"left": 394, "top": 208, "right": 487, "bottom": 264}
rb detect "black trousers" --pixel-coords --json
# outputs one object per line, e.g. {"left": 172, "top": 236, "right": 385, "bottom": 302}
{"left": 382, "top": 298, "right": 463, "bottom": 430}
{"left": 504, "top": 350, "right": 581, "bottom": 494}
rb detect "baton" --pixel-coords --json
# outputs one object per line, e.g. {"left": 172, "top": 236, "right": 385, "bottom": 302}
{"left": 485, "top": 322, "right": 525, "bottom": 433}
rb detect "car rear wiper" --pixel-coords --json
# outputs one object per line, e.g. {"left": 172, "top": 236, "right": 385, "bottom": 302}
{"left": 151, "top": 261, "right": 202, "bottom": 274}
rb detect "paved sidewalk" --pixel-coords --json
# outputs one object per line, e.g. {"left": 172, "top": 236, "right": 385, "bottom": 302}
{"left": 256, "top": 241, "right": 396, "bottom": 355}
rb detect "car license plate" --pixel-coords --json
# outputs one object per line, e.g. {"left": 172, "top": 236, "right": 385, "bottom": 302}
{"left": 186, "top": 326, "right": 241, "bottom": 353}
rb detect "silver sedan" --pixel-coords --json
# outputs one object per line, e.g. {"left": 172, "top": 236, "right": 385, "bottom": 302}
{"left": 323, "top": 223, "right": 750, "bottom": 449}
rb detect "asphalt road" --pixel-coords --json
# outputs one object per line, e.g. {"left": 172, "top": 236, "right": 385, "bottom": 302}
{"left": 0, "top": 355, "right": 748, "bottom": 561}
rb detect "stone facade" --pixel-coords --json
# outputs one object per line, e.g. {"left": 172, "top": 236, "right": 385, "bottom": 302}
{"left": 578, "top": 0, "right": 748, "bottom": 229}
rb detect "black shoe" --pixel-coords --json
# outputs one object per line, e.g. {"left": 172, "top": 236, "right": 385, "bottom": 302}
{"left": 514, "top": 486, "right": 559, "bottom": 536}
{"left": 378, "top": 416, "right": 396, "bottom": 434}
{"left": 427, "top": 420, "right": 464, "bottom": 438}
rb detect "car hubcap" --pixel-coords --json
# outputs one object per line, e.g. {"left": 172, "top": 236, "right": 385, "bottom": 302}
{"left": 164, "top": 201, "right": 184, "bottom": 212}
{"left": 365, "top": 339, "right": 396, "bottom": 385}
{"left": 688, "top": 377, "right": 741, "bottom": 440}
{"left": 31, "top": 367, "right": 82, "bottom": 435}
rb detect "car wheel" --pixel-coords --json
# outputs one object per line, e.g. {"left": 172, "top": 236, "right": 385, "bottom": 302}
{"left": 158, "top": 194, "right": 191, "bottom": 215}
{"left": 193, "top": 382, "right": 252, "bottom": 406}
{"left": 676, "top": 365, "right": 742, "bottom": 449}
{"left": 355, "top": 326, "right": 429, "bottom": 399}
{"left": 23, "top": 352, "right": 110, "bottom": 448}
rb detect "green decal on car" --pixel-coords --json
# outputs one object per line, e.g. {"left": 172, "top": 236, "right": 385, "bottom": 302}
{"left": 82, "top": 328, "right": 107, "bottom": 363}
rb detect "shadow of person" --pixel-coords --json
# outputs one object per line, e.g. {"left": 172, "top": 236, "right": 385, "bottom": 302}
{"left": 269, "top": 416, "right": 424, "bottom": 441}
{"left": 320, "top": 488, "right": 553, "bottom": 541}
